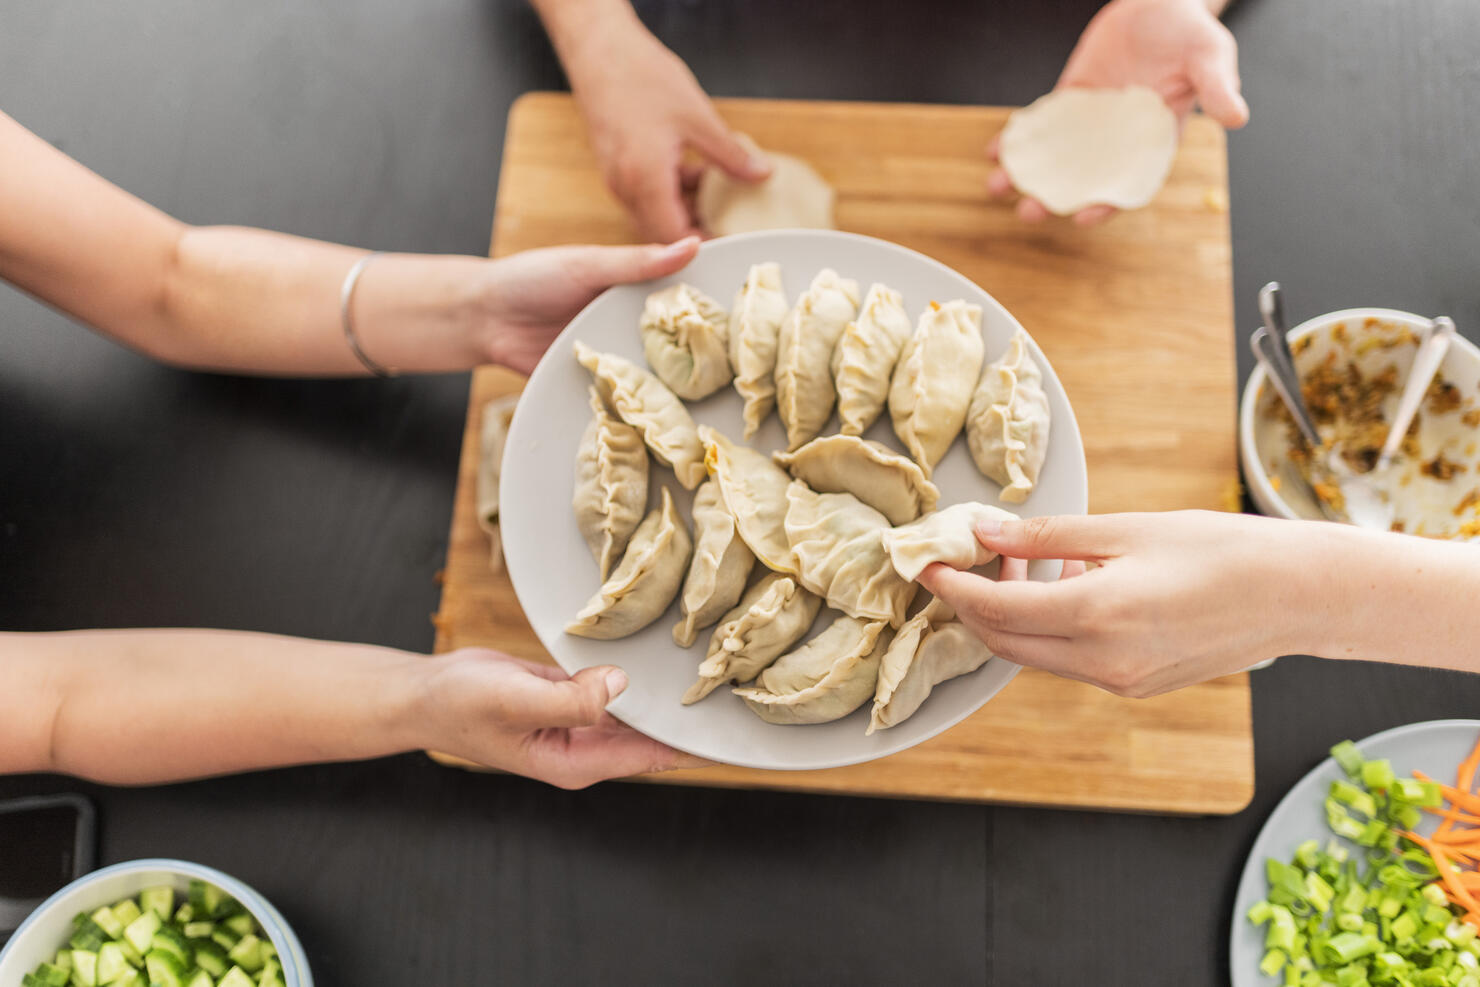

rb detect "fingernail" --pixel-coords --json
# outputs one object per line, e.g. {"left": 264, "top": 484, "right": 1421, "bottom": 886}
{"left": 975, "top": 520, "right": 1003, "bottom": 540}
{"left": 663, "top": 235, "right": 698, "bottom": 256}
{"left": 748, "top": 153, "right": 773, "bottom": 176}
{"left": 604, "top": 667, "right": 628, "bottom": 698}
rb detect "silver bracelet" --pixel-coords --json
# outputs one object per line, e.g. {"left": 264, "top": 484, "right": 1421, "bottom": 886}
{"left": 339, "top": 251, "right": 397, "bottom": 378}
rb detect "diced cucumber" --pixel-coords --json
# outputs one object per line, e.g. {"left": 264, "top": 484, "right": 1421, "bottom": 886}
{"left": 183, "top": 970, "right": 215, "bottom": 987}
{"left": 95, "top": 942, "right": 129, "bottom": 984}
{"left": 173, "top": 903, "right": 195, "bottom": 924}
{"left": 55, "top": 951, "right": 75, "bottom": 972}
{"left": 188, "top": 880, "right": 230, "bottom": 919}
{"left": 182, "top": 921, "right": 214, "bottom": 939}
{"left": 32, "top": 962, "right": 71, "bottom": 987}
{"left": 68, "top": 918, "right": 109, "bottom": 951}
{"left": 68, "top": 949, "right": 98, "bottom": 986}
{"left": 151, "top": 925, "right": 192, "bottom": 965}
{"left": 112, "top": 971, "right": 142, "bottom": 987}
{"left": 116, "top": 938, "right": 144, "bottom": 968}
{"left": 258, "top": 960, "right": 283, "bottom": 987}
{"left": 215, "top": 968, "right": 253, "bottom": 987}
{"left": 224, "top": 934, "right": 262, "bottom": 974}
{"left": 110, "top": 900, "right": 141, "bottom": 927}
{"left": 23, "top": 974, "right": 43, "bottom": 987}
{"left": 89, "top": 907, "right": 125, "bottom": 940}
{"left": 123, "top": 912, "right": 161, "bottom": 955}
{"left": 221, "top": 914, "right": 253, "bottom": 938}
{"left": 259, "top": 941, "right": 276, "bottom": 962}
{"left": 190, "top": 942, "right": 227, "bottom": 978}
{"left": 209, "top": 930, "right": 238, "bottom": 951}
{"left": 138, "top": 886, "right": 174, "bottom": 921}
{"left": 144, "top": 949, "right": 185, "bottom": 987}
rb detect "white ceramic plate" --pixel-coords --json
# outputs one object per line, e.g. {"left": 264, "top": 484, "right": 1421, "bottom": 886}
{"left": 502, "top": 229, "right": 1088, "bottom": 771}
{"left": 1230, "top": 720, "right": 1480, "bottom": 986}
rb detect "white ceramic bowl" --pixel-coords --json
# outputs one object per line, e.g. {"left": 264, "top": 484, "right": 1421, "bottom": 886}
{"left": 0, "top": 859, "right": 312, "bottom": 986}
{"left": 502, "top": 229, "right": 1088, "bottom": 771}
{"left": 1239, "top": 307, "right": 1480, "bottom": 529}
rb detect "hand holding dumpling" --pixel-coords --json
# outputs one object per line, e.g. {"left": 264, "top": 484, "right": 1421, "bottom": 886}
{"left": 916, "top": 510, "right": 1306, "bottom": 698}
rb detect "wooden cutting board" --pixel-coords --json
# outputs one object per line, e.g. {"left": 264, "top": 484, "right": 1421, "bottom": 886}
{"left": 432, "top": 93, "right": 1252, "bottom": 814}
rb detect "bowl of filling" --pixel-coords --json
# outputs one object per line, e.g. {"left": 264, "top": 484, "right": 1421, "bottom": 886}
{"left": 1240, "top": 307, "right": 1480, "bottom": 537}
{"left": 0, "top": 859, "right": 310, "bottom": 987}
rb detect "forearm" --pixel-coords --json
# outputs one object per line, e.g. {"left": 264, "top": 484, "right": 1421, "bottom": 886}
{"left": 1291, "top": 525, "right": 1480, "bottom": 672}
{"left": 157, "top": 228, "right": 491, "bottom": 375}
{"left": 0, "top": 110, "right": 493, "bottom": 376}
{"left": 0, "top": 630, "right": 431, "bottom": 783}
{"left": 530, "top": 0, "right": 642, "bottom": 71}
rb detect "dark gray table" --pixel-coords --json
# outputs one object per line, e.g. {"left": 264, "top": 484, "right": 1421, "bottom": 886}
{"left": 3, "top": 2, "right": 1478, "bottom": 982}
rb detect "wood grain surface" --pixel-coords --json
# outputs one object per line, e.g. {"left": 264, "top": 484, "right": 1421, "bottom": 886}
{"left": 432, "top": 92, "right": 1252, "bottom": 813}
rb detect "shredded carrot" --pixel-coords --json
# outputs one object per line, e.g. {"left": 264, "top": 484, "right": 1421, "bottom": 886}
{"left": 1391, "top": 734, "right": 1480, "bottom": 930}
{"left": 1401, "top": 831, "right": 1480, "bottom": 915}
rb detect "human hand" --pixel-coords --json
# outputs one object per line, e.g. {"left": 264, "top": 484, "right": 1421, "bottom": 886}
{"left": 563, "top": 16, "right": 771, "bottom": 241}
{"left": 476, "top": 237, "right": 699, "bottom": 374}
{"left": 987, "top": 0, "right": 1248, "bottom": 226}
{"left": 418, "top": 648, "right": 706, "bottom": 789}
{"left": 916, "top": 511, "right": 1318, "bottom": 698}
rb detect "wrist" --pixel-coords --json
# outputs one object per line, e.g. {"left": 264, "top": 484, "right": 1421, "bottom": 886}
{"left": 354, "top": 253, "right": 491, "bottom": 372}
{"left": 539, "top": 0, "right": 645, "bottom": 84}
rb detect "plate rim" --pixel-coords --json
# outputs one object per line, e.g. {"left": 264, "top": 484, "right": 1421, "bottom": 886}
{"left": 501, "top": 228, "right": 1088, "bottom": 771}
{"left": 1229, "top": 718, "right": 1480, "bottom": 986}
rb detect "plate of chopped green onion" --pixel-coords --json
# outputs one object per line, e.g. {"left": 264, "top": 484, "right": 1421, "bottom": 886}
{"left": 1233, "top": 719, "right": 1480, "bottom": 987}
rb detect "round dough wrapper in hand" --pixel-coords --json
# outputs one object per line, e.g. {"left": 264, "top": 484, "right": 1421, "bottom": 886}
{"left": 696, "top": 137, "right": 835, "bottom": 236}
{"left": 998, "top": 85, "right": 1178, "bottom": 215}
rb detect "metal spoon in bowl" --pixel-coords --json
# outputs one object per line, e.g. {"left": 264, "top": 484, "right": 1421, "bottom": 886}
{"left": 1327, "top": 316, "right": 1458, "bottom": 530}
{"left": 1250, "top": 324, "right": 1347, "bottom": 523}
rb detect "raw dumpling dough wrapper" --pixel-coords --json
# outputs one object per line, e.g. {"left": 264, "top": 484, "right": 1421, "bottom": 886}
{"left": 998, "top": 85, "right": 1178, "bottom": 216}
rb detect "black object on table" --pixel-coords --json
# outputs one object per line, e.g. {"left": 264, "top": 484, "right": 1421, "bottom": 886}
{"left": 2, "top": 2, "right": 1479, "bottom": 983}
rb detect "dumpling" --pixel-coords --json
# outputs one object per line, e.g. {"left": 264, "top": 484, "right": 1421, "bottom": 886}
{"left": 574, "top": 341, "right": 706, "bottom": 489}
{"left": 783, "top": 481, "right": 916, "bottom": 627}
{"left": 673, "top": 479, "right": 756, "bottom": 647}
{"left": 868, "top": 598, "right": 993, "bottom": 734}
{"left": 640, "top": 283, "right": 732, "bottom": 400}
{"left": 699, "top": 425, "right": 796, "bottom": 575}
{"left": 733, "top": 614, "right": 892, "bottom": 725}
{"left": 728, "top": 262, "right": 790, "bottom": 439}
{"left": 475, "top": 394, "right": 519, "bottom": 569}
{"left": 682, "top": 572, "right": 821, "bottom": 704}
{"left": 967, "top": 329, "right": 1052, "bottom": 503}
{"left": 566, "top": 487, "right": 692, "bottom": 640}
{"left": 774, "top": 269, "right": 861, "bottom": 450}
{"left": 573, "top": 386, "right": 649, "bottom": 579}
{"left": 696, "top": 136, "right": 836, "bottom": 236}
{"left": 881, "top": 502, "right": 1020, "bottom": 582}
{"left": 773, "top": 434, "right": 940, "bottom": 526}
{"left": 831, "top": 283, "right": 913, "bottom": 436}
{"left": 888, "top": 300, "right": 987, "bottom": 476}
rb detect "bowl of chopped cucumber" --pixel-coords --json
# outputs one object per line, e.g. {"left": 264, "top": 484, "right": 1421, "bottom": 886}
{"left": 0, "top": 859, "right": 310, "bottom": 987}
